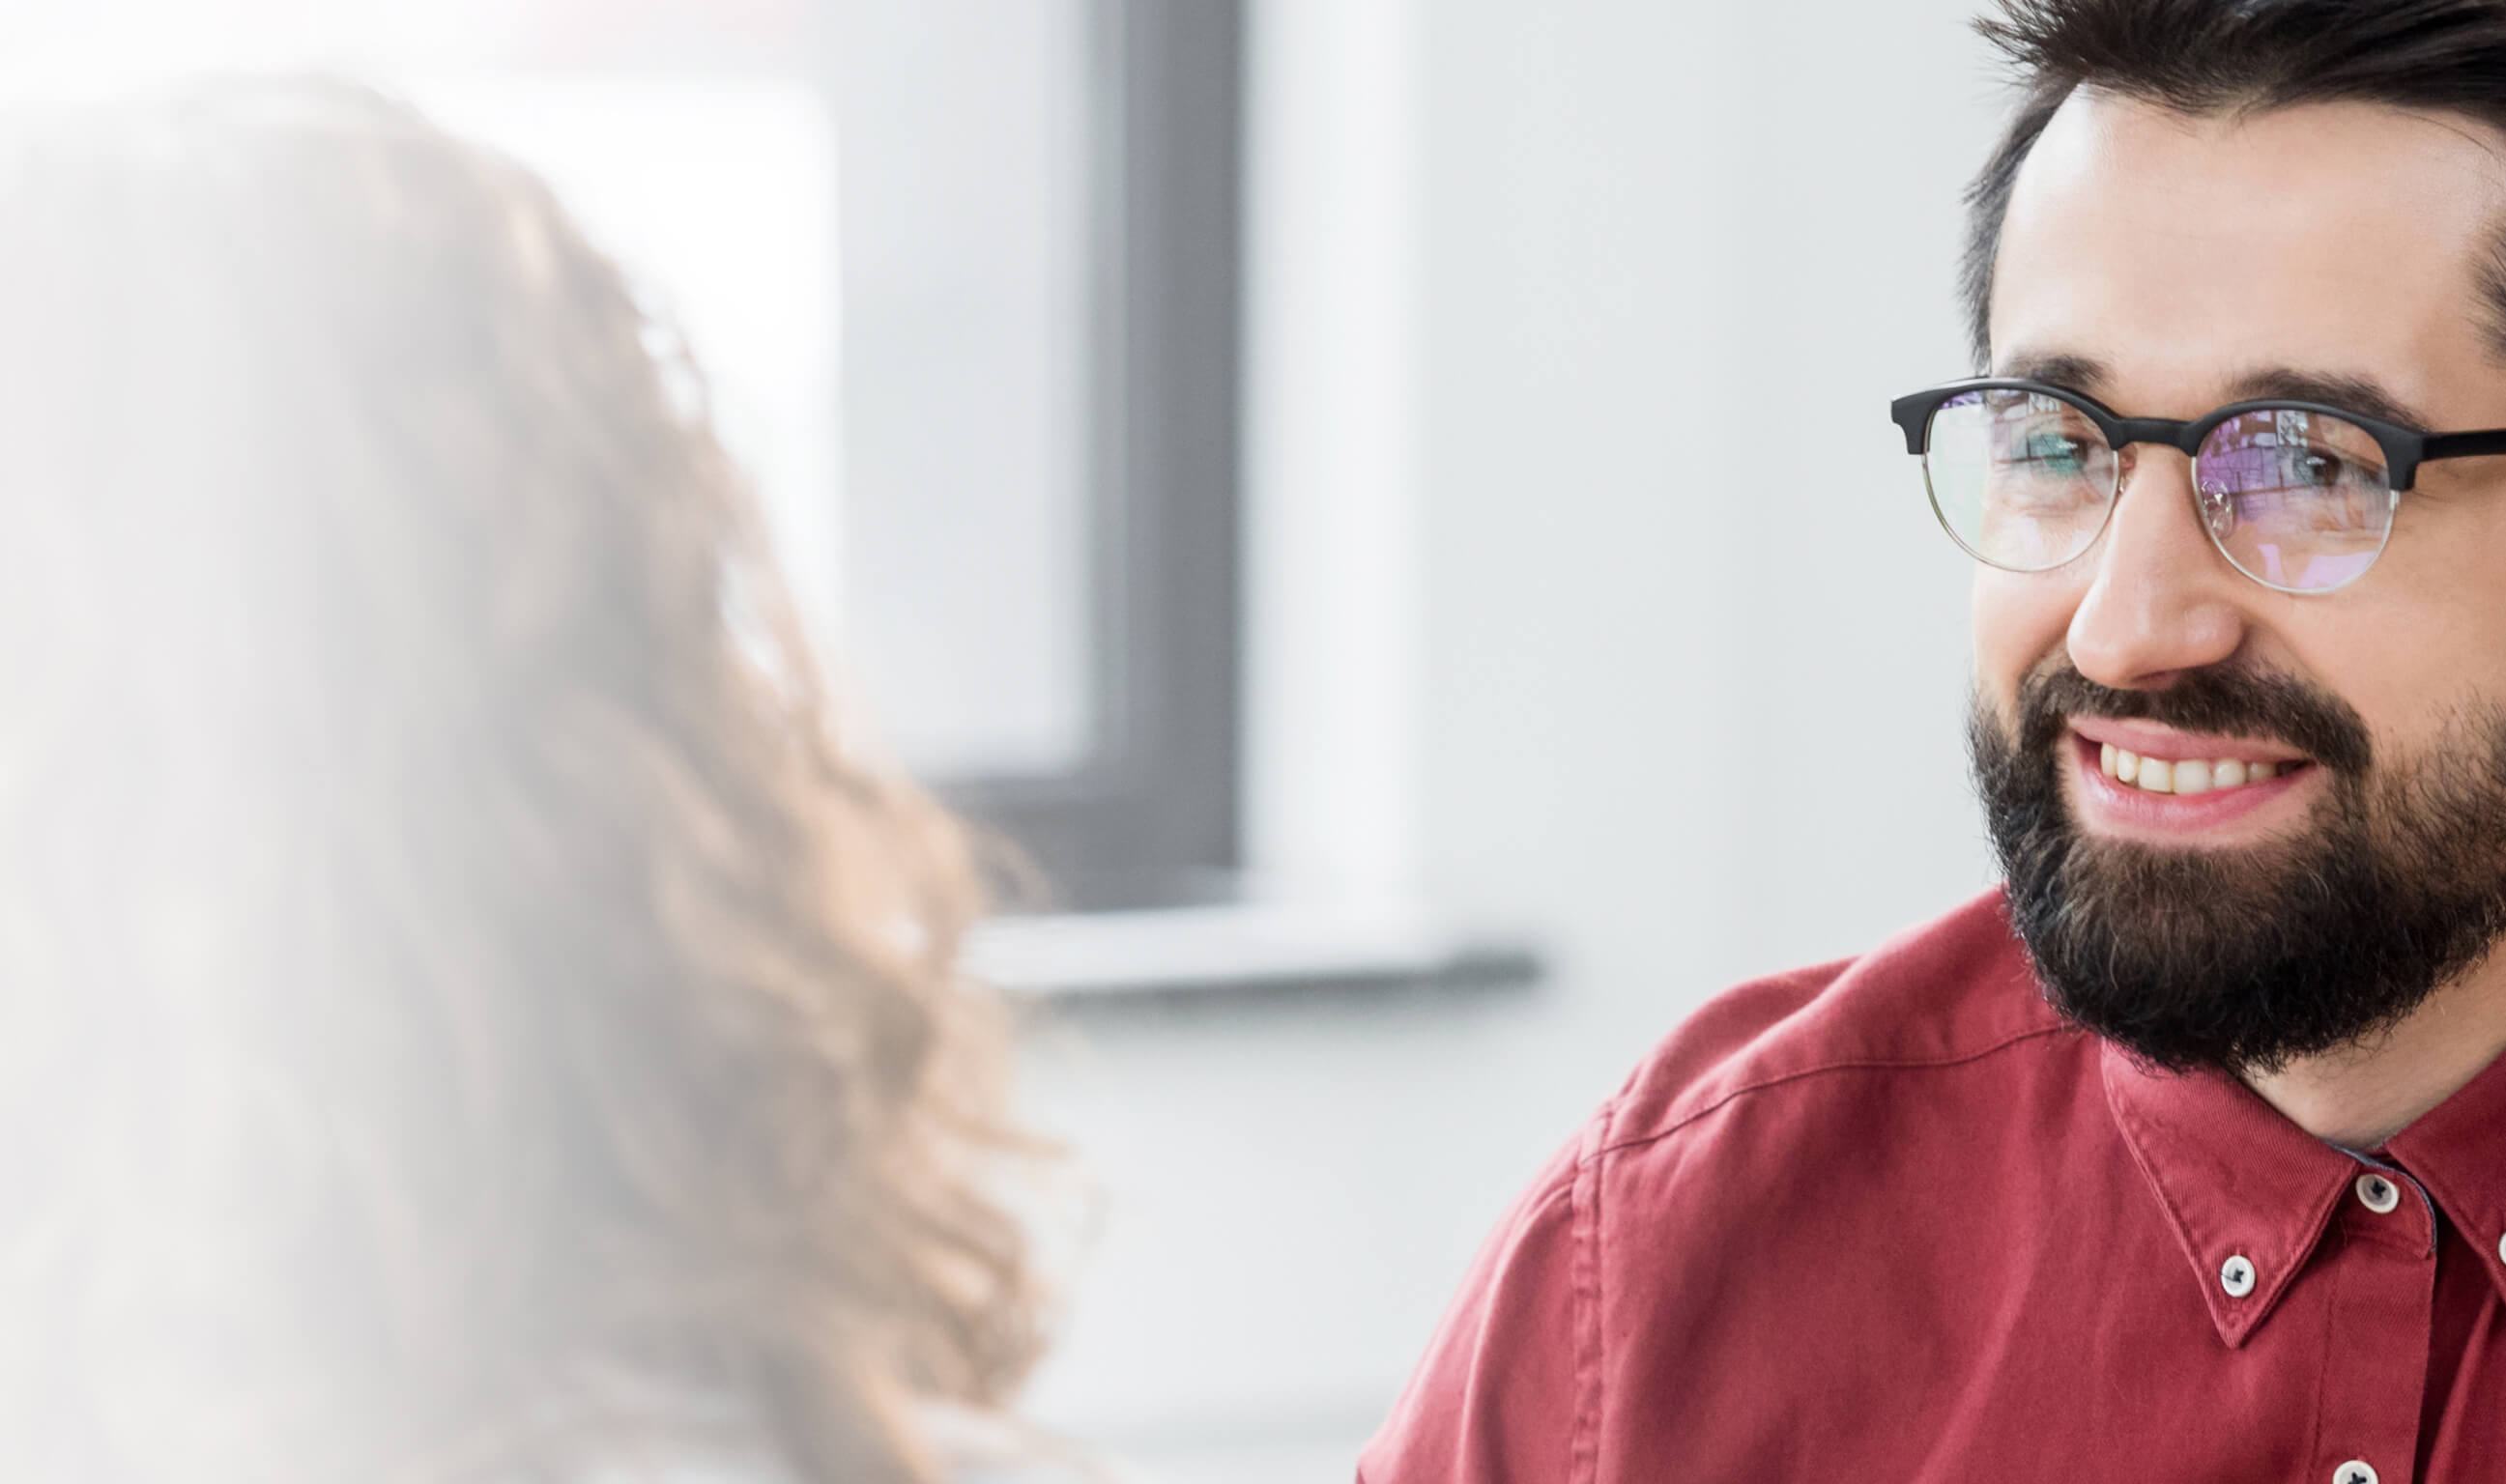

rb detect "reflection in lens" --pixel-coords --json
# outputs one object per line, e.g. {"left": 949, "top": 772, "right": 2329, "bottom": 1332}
{"left": 2196, "top": 408, "right": 2393, "bottom": 592}
{"left": 1924, "top": 388, "right": 2117, "bottom": 571}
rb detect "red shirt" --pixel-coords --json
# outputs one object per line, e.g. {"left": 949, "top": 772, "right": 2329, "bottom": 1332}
{"left": 1361, "top": 891, "right": 2506, "bottom": 1484}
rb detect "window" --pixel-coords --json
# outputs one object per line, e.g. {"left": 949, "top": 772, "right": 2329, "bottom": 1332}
{"left": 18, "top": 0, "right": 1251, "bottom": 916}
{"left": 439, "top": 1, "right": 1252, "bottom": 913}
{"left": 19, "top": 0, "right": 1498, "bottom": 991}
{"left": 836, "top": 2, "right": 1247, "bottom": 912}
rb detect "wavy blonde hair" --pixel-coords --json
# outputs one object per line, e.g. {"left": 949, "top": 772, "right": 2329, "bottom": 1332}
{"left": 0, "top": 80, "right": 1039, "bottom": 1480}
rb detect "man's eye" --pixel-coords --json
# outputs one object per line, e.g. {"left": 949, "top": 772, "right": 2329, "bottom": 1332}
{"left": 2020, "top": 434, "right": 2088, "bottom": 470}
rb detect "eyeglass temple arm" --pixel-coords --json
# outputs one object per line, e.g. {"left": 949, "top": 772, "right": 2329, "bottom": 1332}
{"left": 2420, "top": 428, "right": 2506, "bottom": 464}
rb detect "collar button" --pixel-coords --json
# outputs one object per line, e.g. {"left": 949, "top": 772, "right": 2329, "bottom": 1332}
{"left": 2355, "top": 1173, "right": 2401, "bottom": 1214}
{"left": 2219, "top": 1254, "right": 2257, "bottom": 1298}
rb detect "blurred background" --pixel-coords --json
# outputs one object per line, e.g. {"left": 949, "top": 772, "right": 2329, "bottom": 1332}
{"left": 5, "top": 1, "right": 2014, "bottom": 1477}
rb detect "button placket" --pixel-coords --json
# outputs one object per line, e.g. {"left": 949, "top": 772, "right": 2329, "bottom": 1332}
{"left": 2312, "top": 1175, "right": 2437, "bottom": 1484}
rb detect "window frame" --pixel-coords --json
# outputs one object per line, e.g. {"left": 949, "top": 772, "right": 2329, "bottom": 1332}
{"left": 940, "top": 0, "right": 1246, "bottom": 913}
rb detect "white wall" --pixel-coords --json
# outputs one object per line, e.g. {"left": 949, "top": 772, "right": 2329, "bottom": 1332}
{"left": 1016, "top": 3, "right": 2009, "bottom": 1478}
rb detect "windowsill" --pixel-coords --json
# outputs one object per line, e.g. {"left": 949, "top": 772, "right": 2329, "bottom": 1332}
{"left": 965, "top": 901, "right": 1543, "bottom": 1001}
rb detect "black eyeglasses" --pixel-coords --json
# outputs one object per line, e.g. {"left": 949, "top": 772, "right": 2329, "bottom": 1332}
{"left": 1889, "top": 378, "right": 2506, "bottom": 593}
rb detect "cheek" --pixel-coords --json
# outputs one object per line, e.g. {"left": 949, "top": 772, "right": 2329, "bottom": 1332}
{"left": 2312, "top": 493, "right": 2506, "bottom": 728}
{"left": 1972, "top": 567, "right": 2084, "bottom": 717}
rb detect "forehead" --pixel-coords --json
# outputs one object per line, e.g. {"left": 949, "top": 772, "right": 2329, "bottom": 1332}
{"left": 1990, "top": 90, "right": 2506, "bottom": 417}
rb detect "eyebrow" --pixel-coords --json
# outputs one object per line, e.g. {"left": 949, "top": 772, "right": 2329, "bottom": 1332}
{"left": 1990, "top": 350, "right": 2435, "bottom": 431}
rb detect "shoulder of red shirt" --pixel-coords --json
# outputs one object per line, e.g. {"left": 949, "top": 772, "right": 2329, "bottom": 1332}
{"left": 1585, "top": 882, "right": 2065, "bottom": 1167}
{"left": 1357, "top": 887, "right": 2083, "bottom": 1484}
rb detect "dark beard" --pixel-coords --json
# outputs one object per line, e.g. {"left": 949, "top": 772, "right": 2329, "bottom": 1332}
{"left": 1970, "top": 662, "right": 2506, "bottom": 1074}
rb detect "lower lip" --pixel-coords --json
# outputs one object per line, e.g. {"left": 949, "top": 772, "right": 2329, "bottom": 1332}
{"left": 2070, "top": 735, "right": 2315, "bottom": 840}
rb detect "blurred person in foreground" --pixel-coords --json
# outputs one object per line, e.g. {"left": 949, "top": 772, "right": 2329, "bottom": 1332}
{"left": 0, "top": 81, "right": 1043, "bottom": 1480}
{"left": 1369, "top": 2, "right": 2506, "bottom": 1479}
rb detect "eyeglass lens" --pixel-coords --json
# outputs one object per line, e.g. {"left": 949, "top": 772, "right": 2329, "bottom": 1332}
{"left": 1922, "top": 390, "right": 2398, "bottom": 592}
{"left": 2193, "top": 409, "right": 2392, "bottom": 591}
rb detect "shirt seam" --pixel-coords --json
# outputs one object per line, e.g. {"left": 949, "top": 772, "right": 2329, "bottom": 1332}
{"left": 1582, "top": 1023, "right": 2073, "bottom": 1164}
{"left": 2306, "top": 1221, "right": 2340, "bottom": 1474}
{"left": 1567, "top": 1104, "right": 1609, "bottom": 1484}
{"left": 1556, "top": 1021, "right": 2063, "bottom": 1484}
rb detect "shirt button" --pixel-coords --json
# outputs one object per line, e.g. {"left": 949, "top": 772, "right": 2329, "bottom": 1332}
{"left": 2354, "top": 1173, "right": 2401, "bottom": 1213}
{"left": 2220, "top": 1254, "right": 2257, "bottom": 1298}
{"left": 2335, "top": 1461, "right": 2378, "bottom": 1484}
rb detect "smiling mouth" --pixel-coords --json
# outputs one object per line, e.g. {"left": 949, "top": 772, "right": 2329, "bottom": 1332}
{"left": 2094, "top": 741, "right": 2312, "bottom": 796}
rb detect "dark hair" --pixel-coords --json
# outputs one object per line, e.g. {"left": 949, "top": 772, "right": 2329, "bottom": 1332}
{"left": 1962, "top": 0, "right": 2506, "bottom": 363}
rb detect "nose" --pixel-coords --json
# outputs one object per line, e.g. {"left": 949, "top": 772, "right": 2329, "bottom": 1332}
{"left": 2063, "top": 444, "right": 2252, "bottom": 690}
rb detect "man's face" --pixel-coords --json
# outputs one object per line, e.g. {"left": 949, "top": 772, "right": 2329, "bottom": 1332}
{"left": 1973, "top": 90, "right": 2506, "bottom": 1070}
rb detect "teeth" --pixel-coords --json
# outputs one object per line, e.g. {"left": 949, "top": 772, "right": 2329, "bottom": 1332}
{"left": 2100, "top": 746, "right": 2295, "bottom": 795}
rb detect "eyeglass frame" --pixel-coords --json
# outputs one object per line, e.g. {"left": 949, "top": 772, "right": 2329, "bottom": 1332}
{"left": 1888, "top": 375, "right": 2506, "bottom": 590}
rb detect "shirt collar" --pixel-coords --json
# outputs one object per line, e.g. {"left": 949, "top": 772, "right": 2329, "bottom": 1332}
{"left": 2100, "top": 1042, "right": 2356, "bottom": 1349}
{"left": 2384, "top": 1043, "right": 2506, "bottom": 1308}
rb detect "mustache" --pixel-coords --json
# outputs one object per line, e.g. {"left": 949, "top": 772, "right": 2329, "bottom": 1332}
{"left": 2011, "top": 662, "right": 2373, "bottom": 776}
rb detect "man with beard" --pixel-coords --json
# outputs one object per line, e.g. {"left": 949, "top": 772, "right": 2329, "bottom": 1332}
{"left": 1362, "top": 3, "right": 2506, "bottom": 1481}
